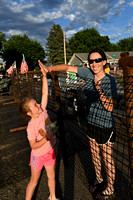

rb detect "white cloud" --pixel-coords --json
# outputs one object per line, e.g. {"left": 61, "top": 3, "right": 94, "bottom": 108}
{"left": 125, "top": 29, "right": 133, "bottom": 35}
{"left": 126, "top": 22, "right": 133, "bottom": 29}
{"left": 10, "top": 4, "right": 34, "bottom": 13}
{"left": 66, "top": 29, "right": 77, "bottom": 38}
{"left": 78, "top": 27, "right": 84, "bottom": 31}
{"left": 6, "top": 0, "right": 35, "bottom": 13}
{"left": 0, "top": 0, "right": 132, "bottom": 46}
{"left": 6, "top": 29, "right": 27, "bottom": 36}
{"left": 129, "top": 1, "right": 133, "bottom": 6}
{"left": 47, "top": 11, "right": 63, "bottom": 20}
{"left": 24, "top": 14, "right": 45, "bottom": 23}
{"left": 109, "top": 33, "right": 121, "bottom": 41}
{"left": 125, "top": 20, "right": 133, "bottom": 35}
{"left": 114, "top": 0, "right": 125, "bottom": 8}
{"left": 65, "top": 14, "right": 75, "bottom": 21}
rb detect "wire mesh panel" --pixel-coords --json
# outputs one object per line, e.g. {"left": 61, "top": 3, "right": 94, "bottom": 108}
{"left": 47, "top": 69, "right": 132, "bottom": 200}
{"left": 12, "top": 67, "right": 132, "bottom": 200}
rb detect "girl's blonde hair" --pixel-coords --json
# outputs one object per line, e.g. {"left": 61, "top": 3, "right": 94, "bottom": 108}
{"left": 19, "top": 97, "right": 32, "bottom": 118}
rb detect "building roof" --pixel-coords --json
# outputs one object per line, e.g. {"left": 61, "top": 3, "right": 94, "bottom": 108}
{"left": 68, "top": 53, "right": 88, "bottom": 65}
{"left": 68, "top": 51, "right": 133, "bottom": 65}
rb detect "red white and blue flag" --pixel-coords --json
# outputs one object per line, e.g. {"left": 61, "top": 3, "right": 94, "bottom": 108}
{"left": 6, "top": 65, "right": 13, "bottom": 76}
{"left": 6, "top": 61, "right": 16, "bottom": 76}
{"left": 12, "top": 61, "right": 17, "bottom": 70}
{"left": 20, "top": 54, "right": 28, "bottom": 74}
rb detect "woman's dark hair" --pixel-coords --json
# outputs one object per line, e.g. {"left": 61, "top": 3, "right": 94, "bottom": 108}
{"left": 88, "top": 48, "right": 107, "bottom": 61}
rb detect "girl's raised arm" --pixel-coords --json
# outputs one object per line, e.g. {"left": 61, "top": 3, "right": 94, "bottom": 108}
{"left": 39, "top": 61, "right": 48, "bottom": 109}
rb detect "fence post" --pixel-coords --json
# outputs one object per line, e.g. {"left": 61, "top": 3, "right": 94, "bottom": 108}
{"left": 12, "top": 72, "right": 17, "bottom": 102}
{"left": 119, "top": 56, "right": 133, "bottom": 197}
{"left": 17, "top": 73, "right": 22, "bottom": 102}
{"left": 27, "top": 73, "right": 32, "bottom": 97}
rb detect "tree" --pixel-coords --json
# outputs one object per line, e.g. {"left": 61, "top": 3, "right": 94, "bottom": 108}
{"left": 68, "top": 28, "right": 114, "bottom": 54}
{"left": 46, "top": 24, "right": 72, "bottom": 65}
{"left": 117, "top": 37, "right": 133, "bottom": 51}
{"left": 0, "top": 31, "right": 6, "bottom": 52}
{"left": 2, "top": 34, "right": 45, "bottom": 70}
{"left": 109, "top": 43, "right": 121, "bottom": 51}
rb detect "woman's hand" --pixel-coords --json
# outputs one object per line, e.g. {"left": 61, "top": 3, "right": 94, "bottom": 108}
{"left": 94, "top": 79, "right": 102, "bottom": 94}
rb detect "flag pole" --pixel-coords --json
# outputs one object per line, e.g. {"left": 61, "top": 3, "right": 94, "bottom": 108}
{"left": 23, "top": 54, "right": 28, "bottom": 80}
{"left": 15, "top": 61, "right": 17, "bottom": 76}
{"left": 63, "top": 31, "right": 67, "bottom": 65}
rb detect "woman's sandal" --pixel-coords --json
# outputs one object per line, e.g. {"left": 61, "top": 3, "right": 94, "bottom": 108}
{"left": 95, "top": 192, "right": 116, "bottom": 200}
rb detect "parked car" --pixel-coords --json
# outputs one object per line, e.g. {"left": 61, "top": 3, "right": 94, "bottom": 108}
{"left": 0, "top": 69, "right": 13, "bottom": 94}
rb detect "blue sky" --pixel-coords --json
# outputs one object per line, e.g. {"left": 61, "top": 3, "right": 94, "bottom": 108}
{"left": 0, "top": 0, "right": 133, "bottom": 48}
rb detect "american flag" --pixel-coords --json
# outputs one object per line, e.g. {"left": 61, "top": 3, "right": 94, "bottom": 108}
{"left": 20, "top": 54, "right": 28, "bottom": 74}
{"left": 6, "top": 65, "right": 14, "bottom": 76}
{"left": 6, "top": 61, "right": 17, "bottom": 76}
{"left": 12, "top": 61, "right": 16, "bottom": 70}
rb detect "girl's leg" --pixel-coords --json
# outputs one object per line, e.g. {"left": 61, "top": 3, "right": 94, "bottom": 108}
{"left": 101, "top": 142, "right": 115, "bottom": 195}
{"left": 89, "top": 138, "right": 103, "bottom": 184}
{"left": 45, "top": 164, "right": 56, "bottom": 200}
{"left": 25, "top": 165, "right": 41, "bottom": 200}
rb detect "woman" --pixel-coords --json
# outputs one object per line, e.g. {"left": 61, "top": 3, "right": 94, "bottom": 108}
{"left": 39, "top": 48, "right": 117, "bottom": 200}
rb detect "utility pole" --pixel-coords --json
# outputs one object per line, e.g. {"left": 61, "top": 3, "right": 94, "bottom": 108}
{"left": 63, "top": 31, "right": 67, "bottom": 64}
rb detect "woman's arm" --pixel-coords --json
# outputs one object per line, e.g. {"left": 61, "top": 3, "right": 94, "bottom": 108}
{"left": 48, "top": 64, "right": 78, "bottom": 73}
{"left": 38, "top": 60, "right": 78, "bottom": 74}
{"left": 95, "top": 80, "right": 114, "bottom": 112}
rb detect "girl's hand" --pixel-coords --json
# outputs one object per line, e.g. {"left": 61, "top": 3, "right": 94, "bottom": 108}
{"left": 38, "top": 60, "right": 48, "bottom": 74}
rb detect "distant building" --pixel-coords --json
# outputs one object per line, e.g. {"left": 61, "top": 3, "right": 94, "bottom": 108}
{"left": 68, "top": 53, "right": 88, "bottom": 66}
{"left": 68, "top": 51, "right": 133, "bottom": 67}
{"left": 0, "top": 51, "right": 5, "bottom": 70}
{"left": 0, "top": 57, "right": 4, "bottom": 69}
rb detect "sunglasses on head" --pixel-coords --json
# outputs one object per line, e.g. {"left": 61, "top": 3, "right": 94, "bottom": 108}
{"left": 89, "top": 58, "right": 103, "bottom": 64}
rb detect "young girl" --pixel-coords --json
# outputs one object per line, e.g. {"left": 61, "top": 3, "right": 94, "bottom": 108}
{"left": 19, "top": 63, "right": 59, "bottom": 200}
{"left": 38, "top": 49, "right": 117, "bottom": 200}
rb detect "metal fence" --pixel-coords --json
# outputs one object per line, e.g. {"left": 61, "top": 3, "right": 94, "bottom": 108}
{"left": 11, "top": 65, "right": 133, "bottom": 200}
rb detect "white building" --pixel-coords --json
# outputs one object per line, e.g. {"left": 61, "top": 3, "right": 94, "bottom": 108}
{"left": 68, "top": 51, "right": 133, "bottom": 67}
